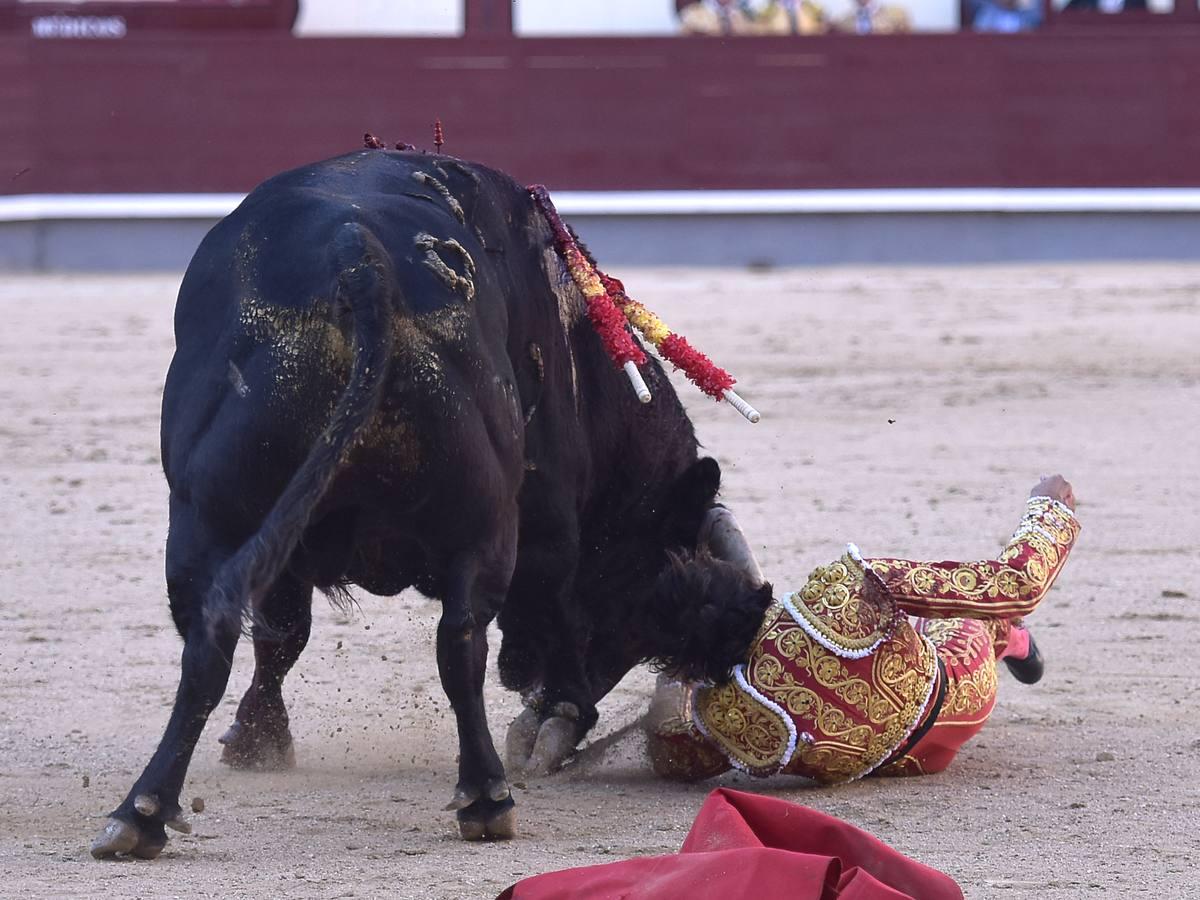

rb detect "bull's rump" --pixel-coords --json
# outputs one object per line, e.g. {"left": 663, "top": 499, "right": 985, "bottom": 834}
{"left": 161, "top": 151, "right": 529, "bottom": 582}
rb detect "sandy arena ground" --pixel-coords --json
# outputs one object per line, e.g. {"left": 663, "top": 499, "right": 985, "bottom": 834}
{"left": 1, "top": 265, "right": 1198, "bottom": 899}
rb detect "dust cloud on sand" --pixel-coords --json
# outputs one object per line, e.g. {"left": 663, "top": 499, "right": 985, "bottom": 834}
{"left": 1, "top": 266, "right": 1197, "bottom": 898}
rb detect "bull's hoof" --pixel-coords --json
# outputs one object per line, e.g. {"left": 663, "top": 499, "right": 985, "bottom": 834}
{"left": 505, "top": 706, "right": 541, "bottom": 773}
{"left": 445, "top": 776, "right": 510, "bottom": 812}
{"left": 507, "top": 709, "right": 579, "bottom": 777}
{"left": 218, "top": 720, "right": 296, "bottom": 770}
{"left": 526, "top": 715, "right": 577, "bottom": 776}
{"left": 90, "top": 815, "right": 167, "bottom": 861}
{"left": 457, "top": 796, "right": 516, "bottom": 842}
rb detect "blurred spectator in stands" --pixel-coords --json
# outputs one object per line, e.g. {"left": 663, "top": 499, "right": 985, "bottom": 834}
{"left": 678, "top": 0, "right": 755, "bottom": 34}
{"left": 830, "top": 0, "right": 912, "bottom": 32}
{"left": 757, "top": 0, "right": 828, "bottom": 33}
{"left": 678, "top": 0, "right": 827, "bottom": 35}
{"left": 970, "top": 0, "right": 1043, "bottom": 30}
{"left": 1062, "top": 0, "right": 1147, "bottom": 10}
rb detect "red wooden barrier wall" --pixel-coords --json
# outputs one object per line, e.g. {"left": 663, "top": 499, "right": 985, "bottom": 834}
{"left": 2, "top": 31, "right": 1198, "bottom": 195}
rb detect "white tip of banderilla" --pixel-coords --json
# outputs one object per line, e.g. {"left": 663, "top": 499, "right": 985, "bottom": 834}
{"left": 623, "top": 361, "right": 652, "bottom": 404}
{"left": 723, "top": 389, "right": 761, "bottom": 423}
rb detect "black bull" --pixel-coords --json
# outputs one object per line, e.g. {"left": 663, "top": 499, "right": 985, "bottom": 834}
{"left": 91, "top": 150, "right": 728, "bottom": 858}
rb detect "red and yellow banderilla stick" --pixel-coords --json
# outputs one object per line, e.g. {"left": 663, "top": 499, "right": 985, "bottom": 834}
{"left": 530, "top": 185, "right": 760, "bottom": 423}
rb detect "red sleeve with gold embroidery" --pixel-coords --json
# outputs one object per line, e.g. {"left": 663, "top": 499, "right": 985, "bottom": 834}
{"left": 865, "top": 496, "right": 1080, "bottom": 620}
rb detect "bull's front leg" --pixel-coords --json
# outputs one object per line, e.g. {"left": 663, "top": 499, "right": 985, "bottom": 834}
{"left": 438, "top": 544, "right": 516, "bottom": 841}
{"left": 500, "top": 531, "right": 599, "bottom": 777}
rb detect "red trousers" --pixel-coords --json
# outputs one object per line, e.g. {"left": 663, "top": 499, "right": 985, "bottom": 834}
{"left": 876, "top": 616, "right": 1024, "bottom": 777}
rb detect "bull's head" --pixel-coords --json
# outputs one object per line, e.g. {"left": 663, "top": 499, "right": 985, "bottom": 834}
{"left": 505, "top": 465, "right": 770, "bottom": 777}
{"left": 640, "top": 541, "right": 774, "bottom": 687}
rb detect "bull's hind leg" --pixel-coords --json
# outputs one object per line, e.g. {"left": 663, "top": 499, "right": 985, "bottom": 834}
{"left": 219, "top": 575, "right": 313, "bottom": 769}
{"left": 92, "top": 503, "right": 239, "bottom": 859}
{"left": 438, "top": 531, "right": 518, "bottom": 841}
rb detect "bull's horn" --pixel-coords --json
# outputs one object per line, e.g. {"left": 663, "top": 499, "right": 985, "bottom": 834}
{"left": 524, "top": 716, "right": 577, "bottom": 777}
{"left": 700, "top": 506, "right": 765, "bottom": 587}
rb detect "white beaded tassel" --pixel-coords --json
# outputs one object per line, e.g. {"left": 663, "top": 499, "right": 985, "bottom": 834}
{"left": 723, "top": 388, "right": 760, "bottom": 423}
{"left": 623, "top": 360, "right": 652, "bottom": 404}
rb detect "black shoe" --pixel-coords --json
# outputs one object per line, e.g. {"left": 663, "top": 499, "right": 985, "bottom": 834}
{"left": 1003, "top": 632, "right": 1044, "bottom": 685}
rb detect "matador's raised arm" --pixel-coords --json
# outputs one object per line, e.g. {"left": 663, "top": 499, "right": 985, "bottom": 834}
{"left": 865, "top": 496, "right": 1080, "bottom": 620}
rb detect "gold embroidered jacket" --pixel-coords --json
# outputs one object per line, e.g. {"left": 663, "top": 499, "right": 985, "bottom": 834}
{"left": 678, "top": 497, "right": 1080, "bottom": 783}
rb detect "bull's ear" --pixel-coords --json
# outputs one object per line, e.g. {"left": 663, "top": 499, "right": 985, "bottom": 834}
{"left": 662, "top": 457, "right": 722, "bottom": 546}
{"left": 676, "top": 457, "right": 722, "bottom": 509}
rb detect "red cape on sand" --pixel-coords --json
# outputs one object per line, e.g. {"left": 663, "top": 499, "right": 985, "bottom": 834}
{"left": 498, "top": 787, "right": 963, "bottom": 900}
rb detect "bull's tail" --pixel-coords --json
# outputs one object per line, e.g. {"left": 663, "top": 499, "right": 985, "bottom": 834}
{"left": 202, "top": 222, "right": 395, "bottom": 639}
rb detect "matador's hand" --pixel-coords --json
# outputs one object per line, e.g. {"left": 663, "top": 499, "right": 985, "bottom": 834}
{"left": 1031, "top": 475, "right": 1075, "bottom": 511}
